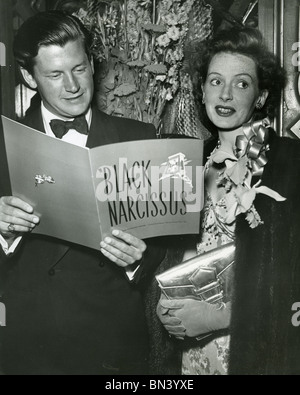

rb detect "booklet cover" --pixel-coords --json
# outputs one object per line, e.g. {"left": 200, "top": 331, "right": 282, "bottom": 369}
{"left": 1, "top": 116, "right": 204, "bottom": 250}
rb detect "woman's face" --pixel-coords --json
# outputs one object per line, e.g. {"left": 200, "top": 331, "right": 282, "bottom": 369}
{"left": 203, "top": 52, "right": 265, "bottom": 131}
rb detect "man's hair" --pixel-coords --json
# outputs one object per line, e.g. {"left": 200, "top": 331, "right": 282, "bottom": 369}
{"left": 191, "top": 26, "right": 286, "bottom": 130}
{"left": 14, "top": 10, "right": 92, "bottom": 75}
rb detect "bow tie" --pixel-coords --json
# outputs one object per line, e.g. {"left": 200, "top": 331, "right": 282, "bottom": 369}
{"left": 50, "top": 115, "right": 89, "bottom": 139}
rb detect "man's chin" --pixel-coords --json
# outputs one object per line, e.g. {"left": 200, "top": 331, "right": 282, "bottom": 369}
{"left": 59, "top": 104, "right": 90, "bottom": 118}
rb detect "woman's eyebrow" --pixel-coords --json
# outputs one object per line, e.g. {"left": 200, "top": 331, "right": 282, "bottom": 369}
{"left": 207, "top": 72, "right": 222, "bottom": 77}
{"left": 207, "top": 72, "right": 254, "bottom": 81}
{"left": 235, "top": 73, "right": 254, "bottom": 80}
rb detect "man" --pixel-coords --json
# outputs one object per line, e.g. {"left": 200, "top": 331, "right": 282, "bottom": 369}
{"left": 0, "top": 11, "right": 165, "bottom": 375}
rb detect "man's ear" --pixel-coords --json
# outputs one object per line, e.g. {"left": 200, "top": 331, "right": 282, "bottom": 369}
{"left": 20, "top": 67, "right": 38, "bottom": 90}
{"left": 90, "top": 57, "right": 95, "bottom": 75}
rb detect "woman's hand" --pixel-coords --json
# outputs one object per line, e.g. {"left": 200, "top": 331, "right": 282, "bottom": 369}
{"left": 156, "top": 296, "right": 186, "bottom": 340}
{"left": 157, "top": 296, "right": 231, "bottom": 340}
{"left": 100, "top": 229, "right": 147, "bottom": 268}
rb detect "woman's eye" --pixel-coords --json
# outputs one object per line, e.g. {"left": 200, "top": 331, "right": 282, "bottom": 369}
{"left": 210, "top": 78, "right": 221, "bottom": 86}
{"left": 237, "top": 81, "right": 249, "bottom": 89}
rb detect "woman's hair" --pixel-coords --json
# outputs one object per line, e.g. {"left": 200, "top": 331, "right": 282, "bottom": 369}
{"left": 14, "top": 10, "right": 92, "bottom": 76}
{"left": 191, "top": 26, "right": 286, "bottom": 129}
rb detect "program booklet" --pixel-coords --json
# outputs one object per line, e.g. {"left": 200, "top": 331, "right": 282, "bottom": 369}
{"left": 1, "top": 115, "right": 204, "bottom": 250}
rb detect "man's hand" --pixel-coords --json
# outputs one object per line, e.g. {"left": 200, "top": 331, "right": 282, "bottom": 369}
{"left": 100, "top": 229, "right": 147, "bottom": 268}
{"left": 0, "top": 197, "right": 40, "bottom": 240}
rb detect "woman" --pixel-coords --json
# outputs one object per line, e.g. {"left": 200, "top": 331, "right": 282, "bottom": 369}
{"left": 157, "top": 26, "right": 300, "bottom": 375}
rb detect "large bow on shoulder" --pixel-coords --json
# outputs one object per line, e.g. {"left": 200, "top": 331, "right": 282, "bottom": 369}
{"left": 236, "top": 118, "right": 270, "bottom": 177}
{"left": 209, "top": 118, "right": 286, "bottom": 229}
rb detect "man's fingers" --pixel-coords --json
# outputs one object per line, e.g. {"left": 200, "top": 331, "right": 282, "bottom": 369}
{"left": 0, "top": 208, "right": 39, "bottom": 224}
{"left": 0, "top": 197, "right": 40, "bottom": 238}
{"left": 100, "top": 247, "right": 126, "bottom": 267}
{"left": 1, "top": 196, "right": 34, "bottom": 213}
{"left": 102, "top": 237, "right": 138, "bottom": 261}
{"left": 2, "top": 224, "right": 34, "bottom": 235}
{"left": 100, "top": 240, "right": 135, "bottom": 266}
{"left": 0, "top": 197, "right": 39, "bottom": 227}
{"left": 112, "top": 230, "right": 146, "bottom": 253}
{"left": 99, "top": 230, "right": 147, "bottom": 267}
{"left": 0, "top": 214, "right": 37, "bottom": 229}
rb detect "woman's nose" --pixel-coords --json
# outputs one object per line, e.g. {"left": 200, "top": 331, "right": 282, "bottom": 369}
{"left": 219, "top": 84, "right": 233, "bottom": 102}
{"left": 64, "top": 74, "right": 80, "bottom": 93}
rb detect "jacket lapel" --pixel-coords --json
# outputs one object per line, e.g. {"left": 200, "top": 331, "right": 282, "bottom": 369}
{"left": 22, "top": 107, "right": 45, "bottom": 134}
{"left": 86, "top": 106, "right": 119, "bottom": 148}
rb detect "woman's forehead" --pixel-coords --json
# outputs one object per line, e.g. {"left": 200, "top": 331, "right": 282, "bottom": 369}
{"left": 208, "top": 52, "right": 258, "bottom": 78}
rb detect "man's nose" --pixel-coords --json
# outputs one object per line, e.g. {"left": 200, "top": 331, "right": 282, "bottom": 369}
{"left": 64, "top": 73, "right": 80, "bottom": 93}
{"left": 219, "top": 84, "right": 233, "bottom": 102}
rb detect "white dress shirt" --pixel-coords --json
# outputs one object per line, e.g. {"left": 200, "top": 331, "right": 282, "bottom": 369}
{"left": 41, "top": 103, "right": 92, "bottom": 147}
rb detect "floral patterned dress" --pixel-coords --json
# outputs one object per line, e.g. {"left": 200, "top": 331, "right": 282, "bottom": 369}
{"left": 182, "top": 158, "right": 235, "bottom": 375}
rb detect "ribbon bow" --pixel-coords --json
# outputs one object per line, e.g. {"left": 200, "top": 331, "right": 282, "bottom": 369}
{"left": 50, "top": 115, "right": 89, "bottom": 139}
{"left": 235, "top": 118, "right": 271, "bottom": 177}
{"left": 209, "top": 117, "right": 286, "bottom": 228}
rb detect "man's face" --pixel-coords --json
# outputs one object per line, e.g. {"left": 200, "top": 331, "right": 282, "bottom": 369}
{"left": 23, "top": 40, "right": 94, "bottom": 119}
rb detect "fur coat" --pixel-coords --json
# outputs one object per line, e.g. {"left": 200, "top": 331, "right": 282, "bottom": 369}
{"left": 230, "top": 131, "right": 300, "bottom": 375}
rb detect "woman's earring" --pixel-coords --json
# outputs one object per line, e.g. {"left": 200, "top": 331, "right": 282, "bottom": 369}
{"left": 202, "top": 95, "right": 206, "bottom": 104}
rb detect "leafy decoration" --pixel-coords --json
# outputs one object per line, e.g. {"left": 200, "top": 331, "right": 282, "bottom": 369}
{"left": 72, "top": 0, "right": 197, "bottom": 129}
{"left": 114, "top": 83, "right": 137, "bottom": 96}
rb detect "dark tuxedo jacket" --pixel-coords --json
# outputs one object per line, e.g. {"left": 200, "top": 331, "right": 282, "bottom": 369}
{"left": 0, "top": 107, "right": 165, "bottom": 375}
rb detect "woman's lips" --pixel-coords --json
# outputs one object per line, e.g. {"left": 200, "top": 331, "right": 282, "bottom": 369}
{"left": 215, "top": 106, "right": 235, "bottom": 117}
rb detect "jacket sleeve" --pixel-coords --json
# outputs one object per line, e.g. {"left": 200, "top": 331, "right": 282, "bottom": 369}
{"left": 129, "top": 237, "right": 167, "bottom": 289}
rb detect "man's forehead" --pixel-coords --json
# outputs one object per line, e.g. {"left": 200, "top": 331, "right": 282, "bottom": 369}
{"left": 35, "top": 40, "right": 87, "bottom": 67}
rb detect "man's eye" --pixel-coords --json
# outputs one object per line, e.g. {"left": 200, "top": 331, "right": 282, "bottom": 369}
{"left": 237, "top": 81, "right": 249, "bottom": 89}
{"left": 75, "top": 67, "right": 86, "bottom": 73}
{"left": 49, "top": 74, "right": 61, "bottom": 79}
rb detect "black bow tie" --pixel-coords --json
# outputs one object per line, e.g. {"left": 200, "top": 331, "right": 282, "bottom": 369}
{"left": 50, "top": 115, "right": 89, "bottom": 139}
